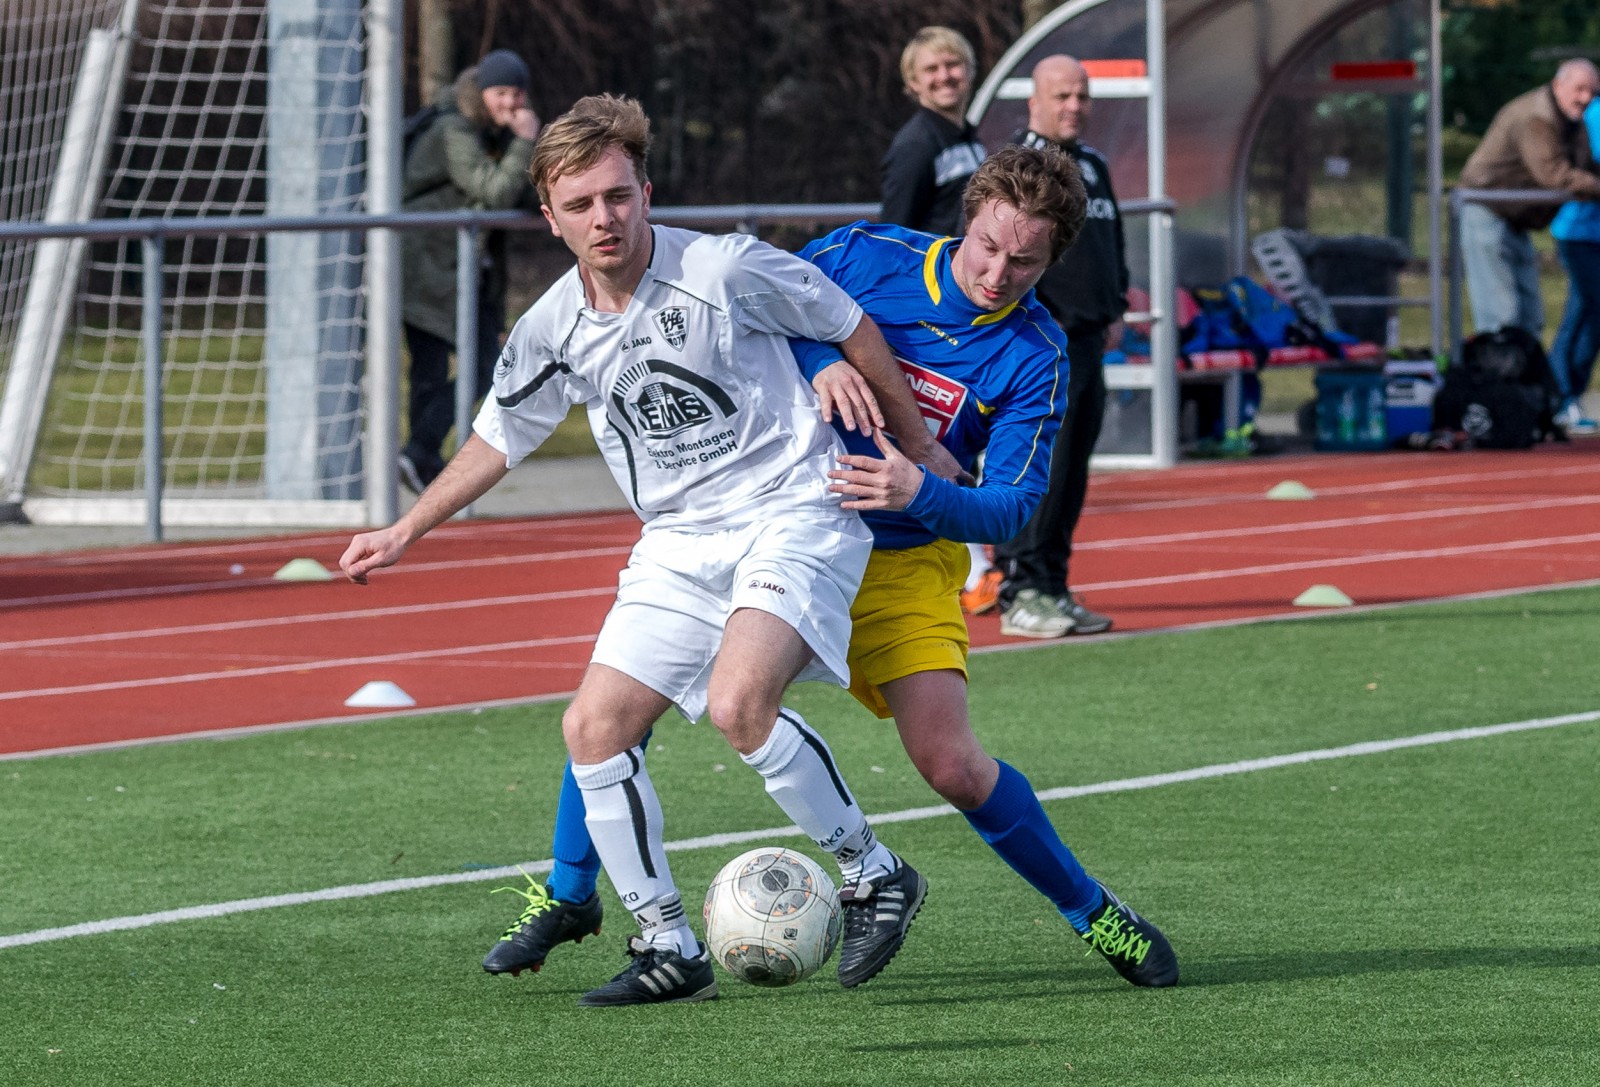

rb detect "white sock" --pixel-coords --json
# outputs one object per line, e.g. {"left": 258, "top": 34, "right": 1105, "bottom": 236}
{"left": 740, "top": 709, "right": 895, "bottom": 886}
{"left": 572, "top": 747, "right": 697, "bottom": 956}
{"left": 963, "top": 543, "right": 991, "bottom": 591}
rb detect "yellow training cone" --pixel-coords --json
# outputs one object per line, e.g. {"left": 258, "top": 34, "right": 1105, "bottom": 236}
{"left": 273, "top": 557, "right": 333, "bottom": 581}
{"left": 1293, "top": 584, "right": 1354, "bottom": 607}
{"left": 1267, "top": 480, "right": 1316, "bottom": 500}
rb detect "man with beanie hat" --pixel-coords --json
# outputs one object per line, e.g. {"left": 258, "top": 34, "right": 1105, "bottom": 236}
{"left": 398, "top": 49, "right": 540, "bottom": 491}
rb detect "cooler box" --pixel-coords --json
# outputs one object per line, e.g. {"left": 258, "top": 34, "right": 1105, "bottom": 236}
{"left": 1384, "top": 358, "right": 1441, "bottom": 440}
{"left": 1314, "top": 366, "right": 1388, "bottom": 451}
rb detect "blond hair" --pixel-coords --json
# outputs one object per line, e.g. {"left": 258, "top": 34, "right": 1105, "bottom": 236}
{"left": 899, "top": 26, "right": 976, "bottom": 94}
{"left": 529, "top": 94, "right": 652, "bottom": 205}
{"left": 962, "top": 144, "right": 1087, "bottom": 262}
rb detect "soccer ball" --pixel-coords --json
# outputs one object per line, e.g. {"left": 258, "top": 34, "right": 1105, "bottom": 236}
{"left": 702, "top": 846, "right": 841, "bottom": 987}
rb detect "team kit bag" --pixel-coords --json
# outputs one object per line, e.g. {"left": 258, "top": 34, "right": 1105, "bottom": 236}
{"left": 1431, "top": 327, "right": 1562, "bottom": 449}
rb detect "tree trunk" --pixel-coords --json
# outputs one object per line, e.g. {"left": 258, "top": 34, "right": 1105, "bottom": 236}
{"left": 1023, "top": 0, "right": 1056, "bottom": 31}
{"left": 418, "top": 0, "right": 454, "bottom": 105}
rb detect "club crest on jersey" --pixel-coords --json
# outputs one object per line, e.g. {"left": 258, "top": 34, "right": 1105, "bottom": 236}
{"left": 653, "top": 307, "right": 689, "bottom": 350}
{"left": 898, "top": 359, "right": 968, "bottom": 442}
{"left": 612, "top": 358, "right": 738, "bottom": 440}
{"left": 1077, "top": 157, "right": 1098, "bottom": 187}
{"left": 494, "top": 342, "right": 516, "bottom": 378}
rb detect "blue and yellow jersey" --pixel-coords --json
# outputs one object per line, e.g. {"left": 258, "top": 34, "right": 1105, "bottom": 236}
{"left": 792, "top": 221, "right": 1069, "bottom": 550}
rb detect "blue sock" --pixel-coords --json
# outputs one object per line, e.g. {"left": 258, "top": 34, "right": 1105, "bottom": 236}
{"left": 962, "top": 760, "right": 1103, "bottom": 930}
{"left": 545, "top": 759, "right": 599, "bottom": 903}
{"left": 545, "top": 730, "right": 651, "bottom": 904}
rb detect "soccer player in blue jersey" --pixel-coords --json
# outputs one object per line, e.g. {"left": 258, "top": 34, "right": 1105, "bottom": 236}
{"left": 485, "top": 145, "right": 1177, "bottom": 989}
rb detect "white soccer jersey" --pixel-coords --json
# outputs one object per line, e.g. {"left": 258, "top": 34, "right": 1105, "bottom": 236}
{"left": 475, "top": 225, "right": 865, "bottom": 530}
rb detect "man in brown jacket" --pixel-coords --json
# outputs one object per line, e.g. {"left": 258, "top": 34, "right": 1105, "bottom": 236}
{"left": 1459, "top": 60, "right": 1600, "bottom": 335}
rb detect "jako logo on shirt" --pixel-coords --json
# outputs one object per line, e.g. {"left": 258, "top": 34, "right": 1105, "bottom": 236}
{"left": 612, "top": 359, "right": 738, "bottom": 440}
{"left": 747, "top": 579, "right": 786, "bottom": 594}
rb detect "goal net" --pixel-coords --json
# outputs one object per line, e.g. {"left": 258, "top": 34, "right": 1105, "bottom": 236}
{"left": 0, "top": 0, "right": 373, "bottom": 526}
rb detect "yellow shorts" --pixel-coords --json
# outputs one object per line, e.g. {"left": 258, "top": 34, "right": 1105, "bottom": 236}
{"left": 845, "top": 538, "right": 971, "bottom": 719}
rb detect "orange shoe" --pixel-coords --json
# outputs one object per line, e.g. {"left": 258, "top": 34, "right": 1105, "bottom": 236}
{"left": 959, "top": 568, "right": 1003, "bottom": 615}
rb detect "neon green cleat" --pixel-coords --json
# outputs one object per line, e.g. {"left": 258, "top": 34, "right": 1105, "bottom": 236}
{"left": 483, "top": 870, "right": 603, "bottom": 977}
{"left": 1078, "top": 882, "right": 1179, "bottom": 987}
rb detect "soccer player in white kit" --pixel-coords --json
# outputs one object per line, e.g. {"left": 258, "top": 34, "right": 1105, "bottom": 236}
{"left": 340, "top": 95, "right": 957, "bottom": 1006}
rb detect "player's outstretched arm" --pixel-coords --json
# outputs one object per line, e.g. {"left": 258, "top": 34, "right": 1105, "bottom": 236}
{"left": 340, "top": 434, "right": 509, "bottom": 584}
{"left": 834, "top": 318, "right": 972, "bottom": 485}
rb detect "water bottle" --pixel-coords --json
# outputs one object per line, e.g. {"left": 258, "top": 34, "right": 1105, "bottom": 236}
{"left": 1364, "top": 386, "right": 1387, "bottom": 445}
{"left": 1337, "top": 388, "right": 1357, "bottom": 443}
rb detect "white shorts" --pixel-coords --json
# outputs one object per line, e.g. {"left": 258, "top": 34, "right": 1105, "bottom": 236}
{"left": 590, "top": 514, "right": 872, "bottom": 721}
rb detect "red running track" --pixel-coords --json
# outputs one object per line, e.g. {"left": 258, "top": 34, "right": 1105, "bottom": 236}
{"left": 4, "top": 445, "right": 1599, "bottom": 756}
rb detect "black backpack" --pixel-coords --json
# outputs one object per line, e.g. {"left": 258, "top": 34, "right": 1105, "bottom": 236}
{"left": 402, "top": 103, "right": 443, "bottom": 165}
{"left": 1432, "top": 328, "right": 1560, "bottom": 449}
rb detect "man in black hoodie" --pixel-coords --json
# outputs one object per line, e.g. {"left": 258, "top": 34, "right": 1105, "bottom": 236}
{"left": 879, "top": 26, "right": 986, "bottom": 237}
{"left": 986, "top": 55, "right": 1127, "bottom": 638}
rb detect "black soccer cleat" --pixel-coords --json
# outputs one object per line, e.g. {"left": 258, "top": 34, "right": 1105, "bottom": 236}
{"left": 482, "top": 874, "right": 603, "bottom": 976}
{"left": 1078, "top": 881, "right": 1179, "bottom": 988}
{"left": 836, "top": 858, "right": 927, "bottom": 988}
{"left": 577, "top": 937, "right": 718, "bottom": 1007}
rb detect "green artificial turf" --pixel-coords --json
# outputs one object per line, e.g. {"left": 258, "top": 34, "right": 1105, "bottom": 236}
{"left": 3, "top": 587, "right": 1598, "bottom": 1086}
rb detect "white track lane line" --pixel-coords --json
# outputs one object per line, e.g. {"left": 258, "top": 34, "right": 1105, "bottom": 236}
{"left": 1094, "top": 460, "right": 1600, "bottom": 514}
{"left": 8, "top": 530, "right": 1598, "bottom": 702}
{"left": 0, "top": 512, "right": 641, "bottom": 570}
{"left": 0, "top": 586, "right": 617, "bottom": 652}
{"left": 1077, "top": 530, "right": 1600, "bottom": 593}
{"left": 0, "top": 544, "right": 634, "bottom": 610}
{"left": 1073, "top": 493, "right": 1600, "bottom": 552}
{"left": 0, "top": 634, "right": 597, "bottom": 703}
{"left": 9, "top": 489, "right": 1597, "bottom": 615}
{"left": 2, "top": 709, "right": 1593, "bottom": 951}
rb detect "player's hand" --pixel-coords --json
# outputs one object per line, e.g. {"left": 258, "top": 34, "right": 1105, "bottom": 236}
{"left": 828, "top": 428, "right": 927, "bottom": 511}
{"left": 339, "top": 525, "right": 411, "bottom": 585}
{"left": 897, "top": 433, "right": 974, "bottom": 487}
{"left": 812, "top": 361, "right": 884, "bottom": 437}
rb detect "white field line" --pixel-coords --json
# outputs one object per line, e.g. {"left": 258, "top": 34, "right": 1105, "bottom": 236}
{"left": 0, "top": 634, "right": 596, "bottom": 703}
{"left": 2, "top": 709, "right": 1594, "bottom": 952}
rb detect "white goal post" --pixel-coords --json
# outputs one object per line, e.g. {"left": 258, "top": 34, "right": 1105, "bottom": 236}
{"left": 0, "top": 0, "right": 405, "bottom": 528}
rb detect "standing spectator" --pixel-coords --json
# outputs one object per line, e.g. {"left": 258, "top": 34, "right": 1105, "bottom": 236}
{"left": 880, "top": 26, "right": 987, "bottom": 237}
{"left": 1458, "top": 60, "right": 1600, "bottom": 337}
{"left": 982, "top": 56, "right": 1125, "bottom": 638}
{"left": 1549, "top": 94, "right": 1600, "bottom": 436}
{"left": 398, "top": 49, "right": 541, "bottom": 492}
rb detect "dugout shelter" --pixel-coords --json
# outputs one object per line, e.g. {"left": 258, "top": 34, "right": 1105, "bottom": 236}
{"left": 973, "top": 0, "right": 1444, "bottom": 467}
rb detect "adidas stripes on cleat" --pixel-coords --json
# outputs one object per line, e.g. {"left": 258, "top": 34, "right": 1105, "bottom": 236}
{"left": 836, "top": 858, "right": 927, "bottom": 988}
{"left": 482, "top": 873, "right": 603, "bottom": 976}
{"left": 1078, "top": 882, "right": 1178, "bottom": 988}
{"left": 577, "top": 937, "right": 718, "bottom": 1007}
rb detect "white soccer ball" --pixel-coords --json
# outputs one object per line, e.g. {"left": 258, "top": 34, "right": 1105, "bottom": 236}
{"left": 702, "top": 846, "right": 841, "bottom": 987}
